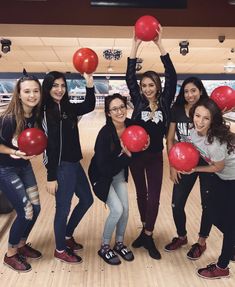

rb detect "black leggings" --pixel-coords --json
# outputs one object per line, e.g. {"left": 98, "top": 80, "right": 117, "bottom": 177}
{"left": 172, "top": 171, "right": 213, "bottom": 238}
{"left": 208, "top": 174, "right": 235, "bottom": 269}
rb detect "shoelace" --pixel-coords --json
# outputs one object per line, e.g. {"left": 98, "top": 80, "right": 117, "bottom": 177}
{"left": 206, "top": 263, "right": 217, "bottom": 271}
{"left": 65, "top": 248, "right": 75, "bottom": 257}
{"left": 17, "top": 254, "right": 27, "bottom": 263}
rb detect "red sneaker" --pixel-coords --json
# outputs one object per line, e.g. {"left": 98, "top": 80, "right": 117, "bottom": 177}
{"left": 66, "top": 237, "right": 83, "bottom": 251}
{"left": 4, "top": 253, "right": 32, "bottom": 272}
{"left": 164, "top": 237, "right": 188, "bottom": 252}
{"left": 187, "top": 243, "right": 206, "bottom": 260}
{"left": 18, "top": 243, "right": 42, "bottom": 259}
{"left": 54, "top": 248, "right": 82, "bottom": 264}
{"left": 197, "top": 263, "right": 229, "bottom": 279}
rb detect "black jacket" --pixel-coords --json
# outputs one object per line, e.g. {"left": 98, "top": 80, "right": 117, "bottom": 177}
{"left": 42, "top": 87, "right": 95, "bottom": 181}
{"left": 88, "top": 118, "right": 132, "bottom": 203}
{"left": 125, "top": 53, "right": 177, "bottom": 134}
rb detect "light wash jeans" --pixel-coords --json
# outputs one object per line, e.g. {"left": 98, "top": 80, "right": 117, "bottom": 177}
{"left": 103, "top": 170, "right": 129, "bottom": 245}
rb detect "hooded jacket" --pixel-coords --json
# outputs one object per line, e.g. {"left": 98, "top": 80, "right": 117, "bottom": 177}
{"left": 42, "top": 87, "right": 95, "bottom": 181}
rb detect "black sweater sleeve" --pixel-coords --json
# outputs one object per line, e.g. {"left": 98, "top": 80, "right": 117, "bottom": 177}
{"left": 160, "top": 53, "right": 177, "bottom": 109}
{"left": 95, "top": 127, "right": 131, "bottom": 178}
{"left": 74, "top": 87, "right": 96, "bottom": 116}
{"left": 125, "top": 57, "right": 141, "bottom": 107}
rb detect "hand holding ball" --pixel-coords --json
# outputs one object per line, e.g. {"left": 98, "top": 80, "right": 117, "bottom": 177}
{"left": 73, "top": 48, "right": 98, "bottom": 74}
{"left": 18, "top": 128, "right": 47, "bottom": 156}
{"left": 169, "top": 142, "right": 199, "bottom": 172}
{"left": 121, "top": 125, "right": 149, "bottom": 152}
{"left": 210, "top": 86, "right": 235, "bottom": 111}
{"left": 135, "top": 15, "right": 160, "bottom": 41}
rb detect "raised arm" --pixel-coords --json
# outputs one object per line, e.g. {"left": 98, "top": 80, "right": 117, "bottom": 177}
{"left": 75, "top": 72, "right": 96, "bottom": 115}
{"left": 152, "top": 25, "right": 167, "bottom": 56}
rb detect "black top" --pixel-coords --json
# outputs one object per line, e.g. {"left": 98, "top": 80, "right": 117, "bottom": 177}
{"left": 88, "top": 118, "right": 132, "bottom": 203}
{"left": 42, "top": 87, "right": 95, "bottom": 181}
{"left": 170, "top": 104, "right": 191, "bottom": 142}
{"left": 126, "top": 53, "right": 177, "bottom": 153}
{"left": 0, "top": 115, "right": 35, "bottom": 167}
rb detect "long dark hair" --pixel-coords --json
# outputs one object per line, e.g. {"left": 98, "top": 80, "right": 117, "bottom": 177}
{"left": 1, "top": 75, "right": 42, "bottom": 136}
{"left": 190, "top": 98, "right": 235, "bottom": 154}
{"left": 42, "top": 71, "right": 69, "bottom": 107}
{"left": 104, "top": 93, "right": 127, "bottom": 123}
{"left": 175, "top": 77, "right": 208, "bottom": 106}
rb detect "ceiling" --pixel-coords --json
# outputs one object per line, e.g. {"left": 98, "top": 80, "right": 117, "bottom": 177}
{"left": 0, "top": 1, "right": 235, "bottom": 75}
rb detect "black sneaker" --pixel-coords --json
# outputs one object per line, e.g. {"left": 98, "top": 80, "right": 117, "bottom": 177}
{"left": 98, "top": 244, "right": 121, "bottom": 265}
{"left": 132, "top": 228, "right": 144, "bottom": 248}
{"left": 143, "top": 234, "right": 161, "bottom": 260}
{"left": 113, "top": 242, "right": 134, "bottom": 261}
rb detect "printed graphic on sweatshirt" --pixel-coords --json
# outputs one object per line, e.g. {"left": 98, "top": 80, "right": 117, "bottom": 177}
{"left": 141, "top": 111, "right": 163, "bottom": 124}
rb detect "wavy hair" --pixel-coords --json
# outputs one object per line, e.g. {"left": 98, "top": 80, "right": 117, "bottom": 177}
{"left": 189, "top": 98, "right": 235, "bottom": 154}
{"left": 1, "top": 76, "right": 42, "bottom": 136}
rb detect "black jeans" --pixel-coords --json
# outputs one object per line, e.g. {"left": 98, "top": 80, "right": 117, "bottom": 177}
{"left": 130, "top": 151, "right": 163, "bottom": 232}
{"left": 208, "top": 174, "right": 235, "bottom": 269}
{"left": 172, "top": 170, "right": 213, "bottom": 238}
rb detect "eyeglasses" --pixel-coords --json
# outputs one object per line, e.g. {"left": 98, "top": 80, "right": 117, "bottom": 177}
{"left": 109, "top": 104, "right": 126, "bottom": 113}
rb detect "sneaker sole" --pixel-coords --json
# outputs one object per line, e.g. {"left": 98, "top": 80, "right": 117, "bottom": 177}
{"left": 3, "top": 262, "right": 32, "bottom": 273}
{"left": 54, "top": 257, "right": 83, "bottom": 264}
{"left": 197, "top": 270, "right": 230, "bottom": 280}
{"left": 164, "top": 244, "right": 187, "bottom": 253}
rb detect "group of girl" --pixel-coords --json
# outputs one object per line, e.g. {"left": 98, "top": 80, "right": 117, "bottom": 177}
{"left": 0, "top": 26, "right": 234, "bottom": 280}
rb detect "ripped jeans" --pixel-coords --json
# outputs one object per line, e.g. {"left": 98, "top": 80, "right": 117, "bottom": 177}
{"left": 0, "top": 163, "right": 40, "bottom": 248}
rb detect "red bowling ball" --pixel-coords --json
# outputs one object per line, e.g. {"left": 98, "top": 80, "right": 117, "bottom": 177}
{"left": 135, "top": 15, "right": 160, "bottom": 41}
{"left": 169, "top": 142, "right": 200, "bottom": 172}
{"left": 73, "top": 48, "right": 98, "bottom": 74}
{"left": 210, "top": 86, "right": 235, "bottom": 111}
{"left": 121, "top": 125, "right": 149, "bottom": 152}
{"left": 18, "top": 128, "right": 47, "bottom": 156}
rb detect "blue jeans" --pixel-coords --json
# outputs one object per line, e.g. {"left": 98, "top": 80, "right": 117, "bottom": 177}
{"left": 0, "top": 163, "right": 40, "bottom": 248}
{"left": 103, "top": 170, "right": 129, "bottom": 245}
{"left": 54, "top": 161, "right": 93, "bottom": 250}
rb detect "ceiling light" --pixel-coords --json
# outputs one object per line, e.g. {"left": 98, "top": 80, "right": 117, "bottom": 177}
{"left": 0, "top": 39, "right": 11, "bottom": 54}
{"left": 179, "top": 40, "right": 189, "bottom": 56}
{"left": 224, "top": 58, "right": 235, "bottom": 73}
{"left": 103, "top": 49, "right": 122, "bottom": 60}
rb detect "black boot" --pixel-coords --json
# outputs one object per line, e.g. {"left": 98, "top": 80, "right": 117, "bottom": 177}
{"left": 143, "top": 233, "right": 161, "bottom": 260}
{"left": 132, "top": 228, "right": 145, "bottom": 248}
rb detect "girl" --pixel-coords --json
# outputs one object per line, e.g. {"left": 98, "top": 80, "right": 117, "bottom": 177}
{"left": 88, "top": 94, "right": 134, "bottom": 265}
{"left": 164, "top": 77, "right": 213, "bottom": 260}
{"left": 42, "top": 71, "right": 95, "bottom": 264}
{"left": 125, "top": 26, "right": 177, "bottom": 259}
{"left": 0, "top": 75, "right": 42, "bottom": 272}
{"left": 189, "top": 98, "right": 235, "bottom": 279}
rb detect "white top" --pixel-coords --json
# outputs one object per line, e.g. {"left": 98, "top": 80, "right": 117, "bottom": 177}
{"left": 190, "top": 128, "right": 235, "bottom": 180}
